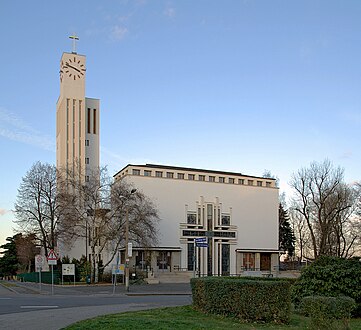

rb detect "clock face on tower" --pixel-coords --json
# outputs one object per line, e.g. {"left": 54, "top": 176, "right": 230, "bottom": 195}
{"left": 60, "top": 56, "right": 86, "bottom": 82}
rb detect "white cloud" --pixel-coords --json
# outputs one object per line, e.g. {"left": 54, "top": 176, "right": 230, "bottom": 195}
{"left": 0, "top": 107, "right": 55, "bottom": 151}
{"left": 164, "top": 6, "right": 176, "bottom": 18}
{"left": 339, "top": 151, "right": 353, "bottom": 160}
{"left": 110, "top": 25, "right": 128, "bottom": 40}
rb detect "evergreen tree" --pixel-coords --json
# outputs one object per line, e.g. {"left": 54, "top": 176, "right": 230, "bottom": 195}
{"left": 0, "top": 234, "right": 20, "bottom": 276}
{"left": 279, "top": 203, "right": 295, "bottom": 257}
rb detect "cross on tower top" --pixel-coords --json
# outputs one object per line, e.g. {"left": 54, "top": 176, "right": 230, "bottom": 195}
{"left": 69, "top": 35, "right": 79, "bottom": 54}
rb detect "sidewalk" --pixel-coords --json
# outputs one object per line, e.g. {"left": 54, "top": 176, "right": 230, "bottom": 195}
{"left": 1, "top": 280, "right": 192, "bottom": 296}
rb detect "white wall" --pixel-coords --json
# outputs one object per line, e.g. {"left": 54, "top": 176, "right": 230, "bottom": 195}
{"left": 126, "top": 175, "right": 279, "bottom": 250}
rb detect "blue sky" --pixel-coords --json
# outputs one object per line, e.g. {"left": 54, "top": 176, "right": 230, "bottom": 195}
{"left": 1, "top": 1, "right": 360, "bottom": 247}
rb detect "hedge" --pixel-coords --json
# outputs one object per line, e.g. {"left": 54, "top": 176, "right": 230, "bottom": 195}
{"left": 292, "top": 256, "right": 361, "bottom": 316}
{"left": 191, "top": 277, "right": 292, "bottom": 324}
{"left": 301, "top": 295, "right": 356, "bottom": 330}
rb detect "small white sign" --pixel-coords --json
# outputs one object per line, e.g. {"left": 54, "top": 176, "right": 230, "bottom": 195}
{"left": 47, "top": 249, "right": 58, "bottom": 265}
{"left": 127, "top": 243, "right": 133, "bottom": 257}
{"left": 62, "top": 264, "right": 75, "bottom": 275}
{"left": 35, "top": 255, "right": 44, "bottom": 269}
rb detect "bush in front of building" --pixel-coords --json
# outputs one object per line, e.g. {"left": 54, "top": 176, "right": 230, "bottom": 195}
{"left": 300, "top": 295, "right": 356, "bottom": 330}
{"left": 291, "top": 256, "right": 361, "bottom": 316}
{"left": 191, "top": 277, "right": 292, "bottom": 324}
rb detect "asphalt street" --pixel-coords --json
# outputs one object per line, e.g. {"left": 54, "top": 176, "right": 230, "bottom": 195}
{"left": 0, "top": 281, "right": 193, "bottom": 330}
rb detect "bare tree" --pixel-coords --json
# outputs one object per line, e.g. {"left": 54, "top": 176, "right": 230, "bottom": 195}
{"left": 14, "top": 162, "right": 59, "bottom": 256}
{"left": 58, "top": 165, "right": 159, "bottom": 282}
{"left": 289, "top": 159, "right": 359, "bottom": 259}
{"left": 289, "top": 206, "right": 313, "bottom": 260}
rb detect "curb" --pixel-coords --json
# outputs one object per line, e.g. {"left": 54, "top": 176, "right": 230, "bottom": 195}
{"left": 126, "top": 293, "right": 192, "bottom": 296}
{"left": 0, "top": 281, "right": 19, "bottom": 294}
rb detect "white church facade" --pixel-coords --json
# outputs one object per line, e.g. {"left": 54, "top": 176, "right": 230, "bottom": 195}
{"left": 114, "top": 164, "right": 279, "bottom": 276}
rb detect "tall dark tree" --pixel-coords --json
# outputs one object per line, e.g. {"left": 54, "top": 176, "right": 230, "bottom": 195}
{"left": 0, "top": 235, "right": 20, "bottom": 276}
{"left": 279, "top": 203, "right": 295, "bottom": 257}
{"left": 15, "top": 233, "right": 39, "bottom": 273}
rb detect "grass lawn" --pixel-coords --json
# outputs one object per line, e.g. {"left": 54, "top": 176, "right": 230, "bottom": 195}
{"left": 63, "top": 305, "right": 361, "bottom": 330}
{"left": 0, "top": 281, "right": 17, "bottom": 287}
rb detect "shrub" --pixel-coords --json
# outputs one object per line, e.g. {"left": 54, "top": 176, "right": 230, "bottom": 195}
{"left": 191, "top": 277, "right": 292, "bottom": 324}
{"left": 292, "top": 256, "right": 361, "bottom": 316}
{"left": 300, "top": 295, "right": 356, "bottom": 330}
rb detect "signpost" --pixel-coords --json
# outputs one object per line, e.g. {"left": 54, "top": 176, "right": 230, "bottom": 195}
{"left": 62, "top": 264, "right": 75, "bottom": 286}
{"left": 47, "top": 249, "right": 58, "bottom": 295}
{"left": 194, "top": 237, "right": 208, "bottom": 277}
{"left": 35, "top": 255, "right": 44, "bottom": 291}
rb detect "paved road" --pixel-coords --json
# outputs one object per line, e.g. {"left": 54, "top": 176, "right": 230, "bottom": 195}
{"left": 0, "top": 281, "right": 193, "bottom": 330}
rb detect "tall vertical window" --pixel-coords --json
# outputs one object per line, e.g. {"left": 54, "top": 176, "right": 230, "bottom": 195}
{"left": 156, "top": 171, "right": 163, "bottom": 177}
{"left": 221, "top": 244, "right": 230, "bottom": 275}
{"left": 166, "top": 172, "right": 174, "bottom": 178}
{"left": 87, "top": 108, "right": 91, "bottom": 134}
{"left": 93, "top": 109, "right": 97, "bottom": 134}
{"left": 257, "top": 181, "right": 263, "bottom": 187}
{"left": 207, "top": 204, "right": 213, "bottom": 231}
{"left": 187, "top": 243, "right": 195, "bottom": 271}
{"left": 209, "top": 176, "right": 215, "bottom": 182}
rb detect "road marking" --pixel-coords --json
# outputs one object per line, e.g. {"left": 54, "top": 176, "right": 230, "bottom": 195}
{"left": 21, "top": 306, "right": 59, "bottom": 309}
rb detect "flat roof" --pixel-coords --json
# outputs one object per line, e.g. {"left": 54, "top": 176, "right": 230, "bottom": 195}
{"left": 113, "top": 163, "right": 276, "bottom": 181}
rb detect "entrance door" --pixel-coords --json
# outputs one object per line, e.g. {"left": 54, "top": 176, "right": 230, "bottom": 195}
{"left": 260, "top": 253, "right": 271, "bottom": 271}
{"left": 157, "top": 252, "right": 170, "bottom": 271}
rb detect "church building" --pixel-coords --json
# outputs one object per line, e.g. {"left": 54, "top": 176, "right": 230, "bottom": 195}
{"left": 56, "top": 40, "right": 280, "bottom": 279}
{"left": 114, "top": 164, "right": 279, "bottom": 277}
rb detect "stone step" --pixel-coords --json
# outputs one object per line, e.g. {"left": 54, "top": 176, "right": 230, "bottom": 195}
{"left": 155, "top": 272, "right": 193, "bottom": 284}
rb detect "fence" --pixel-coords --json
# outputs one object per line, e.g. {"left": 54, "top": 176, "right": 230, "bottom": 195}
{"left": 17, "top": 271, "right": 60, "bottom": 284}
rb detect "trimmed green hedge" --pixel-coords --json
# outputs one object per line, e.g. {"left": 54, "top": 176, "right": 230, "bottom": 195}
{"left": 301, "top": 295, "right": 356, "bottom": 330}
{"left": 191, "top": 277, "right": 292, "bottom": 324}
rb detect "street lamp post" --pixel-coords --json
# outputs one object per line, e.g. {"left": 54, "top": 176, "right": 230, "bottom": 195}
{"left": 124, "top": 188, "right": 136, "bottom": 292}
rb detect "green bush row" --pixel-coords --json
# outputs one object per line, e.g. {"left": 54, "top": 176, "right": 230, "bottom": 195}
{"left": 191, "top": 277, "right": 292, "bottom": 324}
{"left": 301, "top": 295, "right": 356, "bottom": 330}
{"left": 292, "top": 256, "right": 361, "bottom": 316}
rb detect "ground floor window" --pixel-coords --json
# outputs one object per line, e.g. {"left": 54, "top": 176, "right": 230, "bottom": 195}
{"left": 243, "top": 252, "right": 255, "bottom": 270}
{"left": 135, "top": 251, "right": 150, "bottom": 270}
{"left": 157, "top": 251, "right": 170, "bottom": 270}
{"left": 260, "top": 253, "right": 271, "bottom": 271}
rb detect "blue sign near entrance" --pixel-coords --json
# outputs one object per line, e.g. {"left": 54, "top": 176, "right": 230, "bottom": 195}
{"left": 195, "top": 237, "right": 208, "bottom": 247}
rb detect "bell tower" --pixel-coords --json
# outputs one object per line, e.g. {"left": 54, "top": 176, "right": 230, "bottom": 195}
{"left": 56, "top": 36, "right": 99, "bottom": 183}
